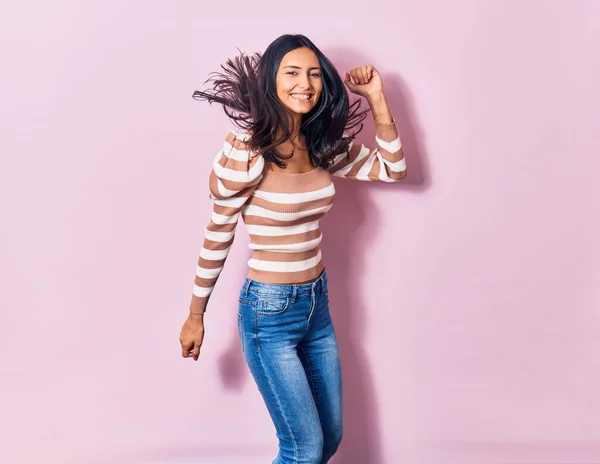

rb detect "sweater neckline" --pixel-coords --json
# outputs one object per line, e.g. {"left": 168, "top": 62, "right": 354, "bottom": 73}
{"left": 263, "top": 167, "right": 320, "bottom": 176}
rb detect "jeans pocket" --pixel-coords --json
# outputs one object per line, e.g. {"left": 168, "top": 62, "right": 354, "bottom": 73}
{"left": 238, "top": 292, "right": 259, "bottom": 307}
{"left": 257, "top": 296, "right": 291, "bottom": 317}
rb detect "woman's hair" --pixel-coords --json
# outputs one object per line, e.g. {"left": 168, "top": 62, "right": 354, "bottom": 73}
{"left": 192, "top": 34, "right": 368, "bottom": 168}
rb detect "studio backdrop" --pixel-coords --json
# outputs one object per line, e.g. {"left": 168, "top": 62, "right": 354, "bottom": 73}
{"left": 1, "top": 0, "right": 599, "bottom": 463}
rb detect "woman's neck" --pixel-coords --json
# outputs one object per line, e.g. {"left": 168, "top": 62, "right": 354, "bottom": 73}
{"left": 289, "top": 113, "right": 302, "bottom": 138}
{"left": 275, "top": 114, "right": 305, "bottom": 151}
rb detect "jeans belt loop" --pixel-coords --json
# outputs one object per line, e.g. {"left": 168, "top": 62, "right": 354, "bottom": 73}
{"left": 291, "top": 285, "right": 297, "bottom": 303}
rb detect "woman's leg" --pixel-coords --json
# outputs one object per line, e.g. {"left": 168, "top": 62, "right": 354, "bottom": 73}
{"left": 238, "top": 291, "right": 324, "bottom": 464}
{"left": 297, "top": 288, "right": 344, "bottom": 464}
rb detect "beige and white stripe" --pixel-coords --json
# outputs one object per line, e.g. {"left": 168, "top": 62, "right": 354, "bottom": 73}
{"left": 329, "top": 121, "right": 406, "bottom": 182}
{"left": 189, "top": 123, "right": 405, "bottom": 314}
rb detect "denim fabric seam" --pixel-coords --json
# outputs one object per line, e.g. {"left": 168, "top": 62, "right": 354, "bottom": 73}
{"left": 253, "top": 302, "right": 260, "bottom": 352}
{"left": 237, "top": 312, "right": 244, "bottom": 353}
{"left": 298, "top": 346, "right": 317, "bottom": 401}
{"left": 306, "top": 289, "right": 317, "bottom": 331}
{"left": 248, "top": 290, "right": 289, "bottom": 299}
{"left": 256, "top": 348, "right": 298, "bottom": 462}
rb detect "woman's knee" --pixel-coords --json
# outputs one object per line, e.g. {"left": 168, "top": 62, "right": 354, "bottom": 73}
{"left": 279, "top": 430, "right": 324, "bottom": 464}
{"left": 288, "top": 439, "right": 323, "bottom": 464}
{"left": 304, "top": 443, "right": 324, "bottom": 464}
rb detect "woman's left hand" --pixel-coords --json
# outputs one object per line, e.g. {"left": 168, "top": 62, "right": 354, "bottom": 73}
{"left": 344, "top": 65, "right": 384, "bottom": 98}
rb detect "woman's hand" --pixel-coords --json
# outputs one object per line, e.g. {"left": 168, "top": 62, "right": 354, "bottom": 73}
{"left": 179, "top": 313, "right": 205, "bottom": 361}
{"left": 344, "top": 65, "right": 384, "bottom": 98}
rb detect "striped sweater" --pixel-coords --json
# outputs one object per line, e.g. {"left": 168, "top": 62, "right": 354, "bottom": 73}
{"left": 190, "top": 121, "right": 406, "bottom": 314}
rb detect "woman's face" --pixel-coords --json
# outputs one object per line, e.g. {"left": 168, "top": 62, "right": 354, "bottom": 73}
{"left": 275, "top": 47, "right": 323, "bottom": 116}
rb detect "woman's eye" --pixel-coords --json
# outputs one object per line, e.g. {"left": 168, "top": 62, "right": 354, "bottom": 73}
{"left": 286, "top": 71, "right": 297, "bottom": 75}
{"left": 311, "top": 74, "right": 321, "bottom": 78}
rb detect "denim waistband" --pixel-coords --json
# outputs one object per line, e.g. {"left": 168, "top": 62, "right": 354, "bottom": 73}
{"left": 241, "top": 269, "right": 328, "bottom": 299}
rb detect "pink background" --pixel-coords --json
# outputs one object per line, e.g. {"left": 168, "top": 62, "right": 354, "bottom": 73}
{"left": 2, "top": 1, "right": 600, "bottom": 463}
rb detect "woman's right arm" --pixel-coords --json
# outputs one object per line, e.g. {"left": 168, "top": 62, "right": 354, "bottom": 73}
{"left": 180, "top": 131, "right": 264, "bottom": 360}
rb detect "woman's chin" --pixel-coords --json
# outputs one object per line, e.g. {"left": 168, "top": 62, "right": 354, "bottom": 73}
{"left": 285, "top": 105, "right": 315, "bottom": 115}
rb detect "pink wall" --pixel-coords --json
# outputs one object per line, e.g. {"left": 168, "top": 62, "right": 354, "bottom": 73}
{"left": 1, "top": 1, "right": 599, "bottom": 463}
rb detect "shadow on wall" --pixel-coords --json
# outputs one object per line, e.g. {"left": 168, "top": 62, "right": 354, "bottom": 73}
{"left": 214, "top": 44, "right": 430, "bottom": 464}
{"left": 320, "top": 46, "right": 430, "bottom": 464}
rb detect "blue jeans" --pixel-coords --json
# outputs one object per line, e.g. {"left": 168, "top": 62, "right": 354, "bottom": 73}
{"left": 238, "top": 270, "right": 343, "bottom": 464}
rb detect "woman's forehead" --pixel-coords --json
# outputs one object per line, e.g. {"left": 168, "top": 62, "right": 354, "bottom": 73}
{"left": 279, "top": 48, "right": 320, "bottom": 68}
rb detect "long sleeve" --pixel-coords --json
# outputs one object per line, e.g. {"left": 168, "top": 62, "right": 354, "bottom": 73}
{"left": 190, "top": 131, "right": 264, "bottom": 314}
{"left": 328, "top": 121, "right": 406, "bottom": 182}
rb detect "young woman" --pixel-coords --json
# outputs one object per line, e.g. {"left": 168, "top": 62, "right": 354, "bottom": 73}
{"left": 179, "top": 34, "right": 406, "bottom": 464}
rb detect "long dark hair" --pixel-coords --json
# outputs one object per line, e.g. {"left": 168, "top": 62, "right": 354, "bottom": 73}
{"left": 192, "top": 34, "right": 368, "bottom": 168}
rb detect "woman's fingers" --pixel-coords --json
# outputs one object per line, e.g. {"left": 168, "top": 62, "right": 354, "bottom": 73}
{"left": 358, "top": 66, "right": 368, "bottom": 84}
{"left": 348, "top": 65, "right": 375, "bottom": 85}
{"left": 192, "top": 342, "right": 201, "bottom": 361}
{"left": 345, "top": 72, "right": 353, "bottom": 86}
{"left": 181, "top": 340, "right": 193, "bottom": 358}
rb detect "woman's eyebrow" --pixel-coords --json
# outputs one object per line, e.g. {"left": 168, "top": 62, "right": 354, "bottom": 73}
{"left": 283, "top": 65, "right": 321, "bottom": 70}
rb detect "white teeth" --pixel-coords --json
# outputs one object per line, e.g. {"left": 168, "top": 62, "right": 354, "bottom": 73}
{"left": 291, "top": 94, "right": 311, "bottom": 100}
